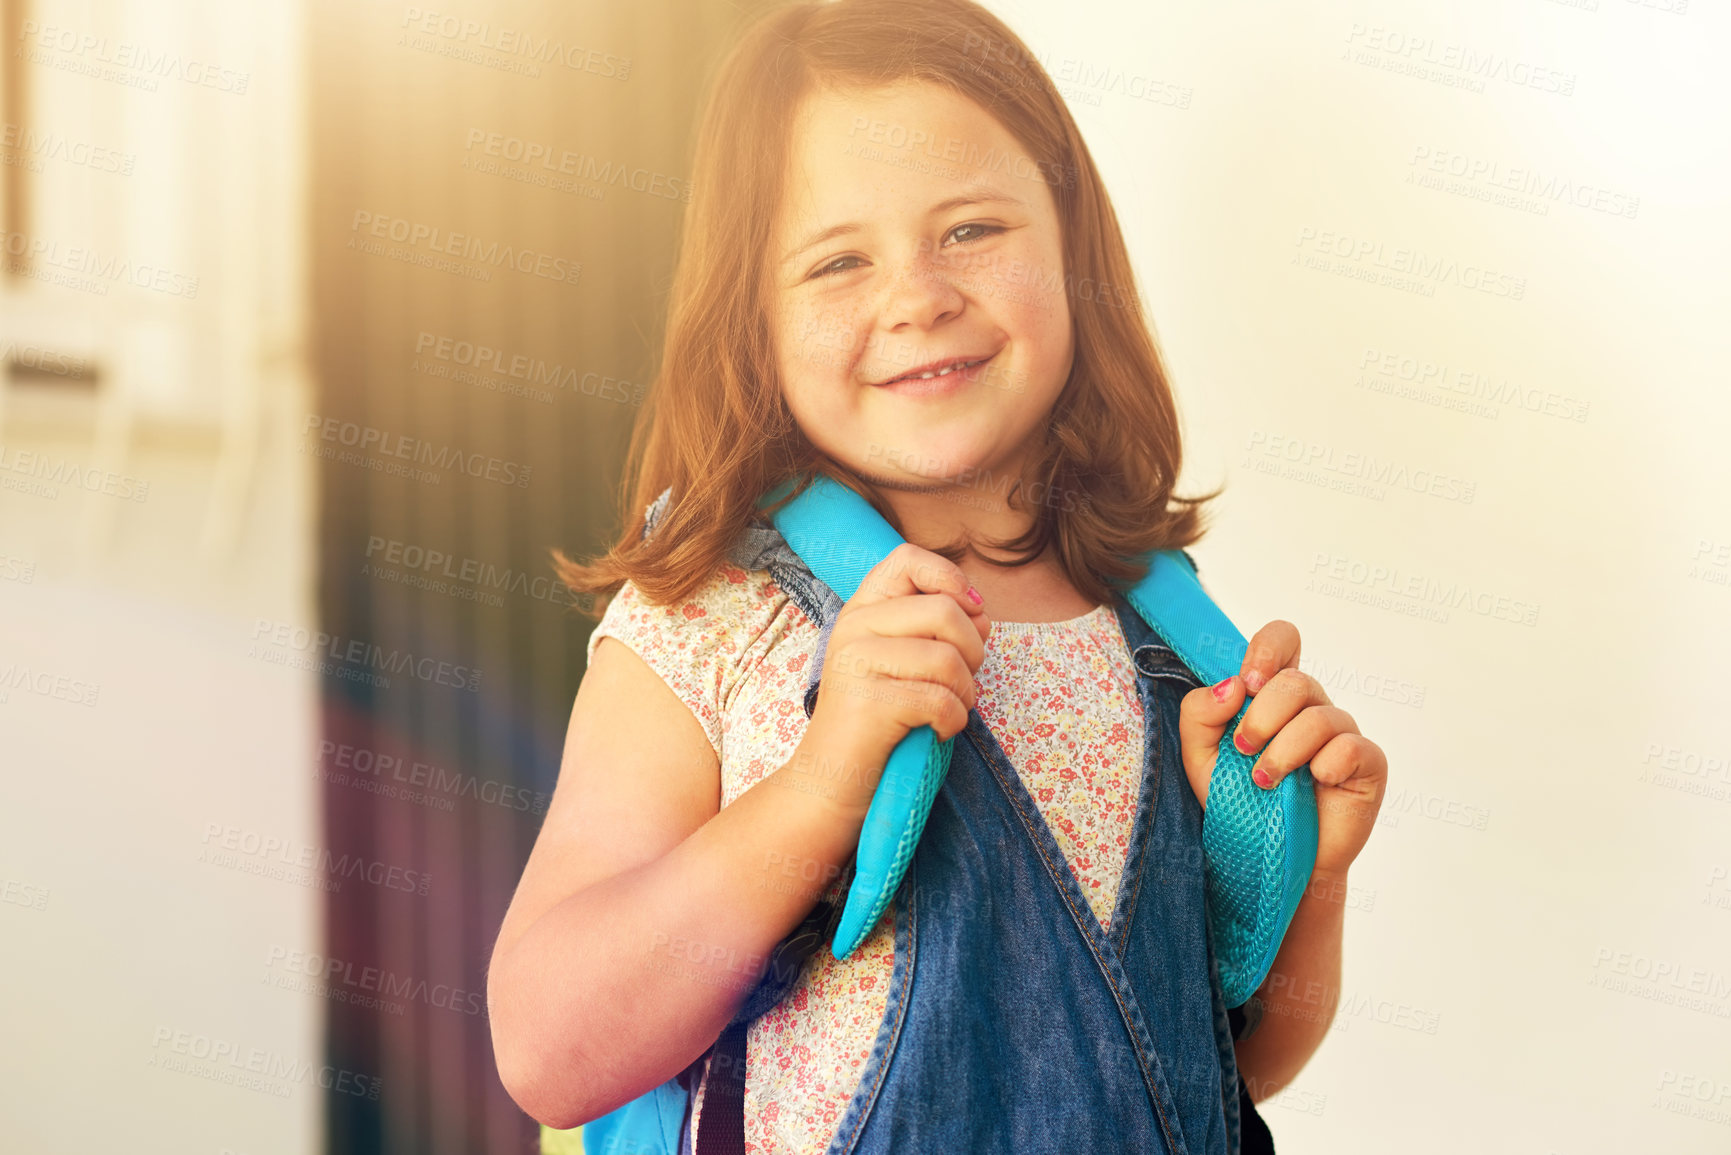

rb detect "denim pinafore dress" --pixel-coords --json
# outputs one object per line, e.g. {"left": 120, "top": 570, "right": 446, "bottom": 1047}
{"left": 660, "top": 493, "right": 1246, "bottom": 1155}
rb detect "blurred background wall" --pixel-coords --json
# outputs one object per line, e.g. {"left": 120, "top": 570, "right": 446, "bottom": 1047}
{"left": 0, "top": 0, "right": 322, "bottom": 1153}
{"left": 304, "top": 1, "right": 771, "bottom": 1152}
{"left": 0, "top": 1, "right": 1727, "bottom": 1154}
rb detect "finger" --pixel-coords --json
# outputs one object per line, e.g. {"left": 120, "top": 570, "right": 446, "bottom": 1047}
{"left": 1246, "top": 704, "right": 1359, "bottom": 790}
{"left": 845, "top": 592, "right": 987, "bottom": 674}
{"left": 853, "top": 543, "right": 990, "bottom": 646}
{"left": 827, "top": 635, "right": 980, "bottom": 713}
{"left": 1177, "top": 675, "right": 1247, "bottom": 807}
{"left": 878, "top": 675, "right": 973, "bottom": 743}
{"left": 1239, "top": 619, "right": 1300, "bottom": 694}
{"left": 1307, "top": 732, "right": 1388, "bottom": 796}
{"left": 1180, "top": 675, "right": 1247, "bottom": 744}
{"left": 1231, "top": 668, "right": 1331, "bottom": 759}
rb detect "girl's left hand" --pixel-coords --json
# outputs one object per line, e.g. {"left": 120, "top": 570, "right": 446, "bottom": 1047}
{"left": 1176, "top": 620, "right": 1388, "bottom": 878}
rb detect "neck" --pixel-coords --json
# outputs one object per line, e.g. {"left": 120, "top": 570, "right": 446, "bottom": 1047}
{"left": 856, "top": 461, "right": 1095, "bottom": 624}
{"left": 868, "top": 480, "right": 1037, "bottom": 562}
{"left": 856, "top": 446, "right": 1047, "bottom": 565}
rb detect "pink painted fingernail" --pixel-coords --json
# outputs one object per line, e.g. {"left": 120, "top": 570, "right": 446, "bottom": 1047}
{"left": 966, "top": 586, "right": 983, "bottom": 605}
{"left": 1210, "top": 676, "right": 1235, "bottom": 703}
{"left": 1233, "top": 730, "right": 1256, "bottom": 755}
{"left": 1252, "top": 766, "right": 1273, "bottom": 789}
{"left": 1243, "top": 670, "right": 1266, "bottom": 693}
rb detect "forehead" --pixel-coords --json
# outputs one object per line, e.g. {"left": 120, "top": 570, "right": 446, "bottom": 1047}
{"left": 776, "top": 79, "right": 1046, "bottom": 239}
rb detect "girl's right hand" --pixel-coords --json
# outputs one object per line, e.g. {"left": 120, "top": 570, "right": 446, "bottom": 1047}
{"left": 790, "top": 542, "right": 991, "bottom": 815}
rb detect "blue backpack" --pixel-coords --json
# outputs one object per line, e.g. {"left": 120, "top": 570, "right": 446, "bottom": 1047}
{"left": 572, "top": 474, "right": 1317, "bottom": 1155}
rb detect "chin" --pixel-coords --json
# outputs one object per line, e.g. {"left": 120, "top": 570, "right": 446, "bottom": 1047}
{"left": 849, "top": 436, "right": 1000, "bottom": 490}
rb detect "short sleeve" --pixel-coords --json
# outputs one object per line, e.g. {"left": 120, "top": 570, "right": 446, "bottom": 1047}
{"left": 583, "top": 565, "right": 785, "bottom": 761}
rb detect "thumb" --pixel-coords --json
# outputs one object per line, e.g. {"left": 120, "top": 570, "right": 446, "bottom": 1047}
{"left": 1178, "top": 675, "right": 1247, "bottom": 811}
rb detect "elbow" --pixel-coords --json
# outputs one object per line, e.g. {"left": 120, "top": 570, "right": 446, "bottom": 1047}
{"left": 488, "top": 937, "right": 689, "bottom": 1129}
{"left": 488, "top": 959, "right": 601, "bottom": 1129}
{"left": 492, "top": 1018, "right": 603, "bottom": 1130}
{"left": 500, "top": 1075, "right": 592, "bottom": 1132}
{"left": 493, "top": 1007, "right": 685, "bottom": 1131}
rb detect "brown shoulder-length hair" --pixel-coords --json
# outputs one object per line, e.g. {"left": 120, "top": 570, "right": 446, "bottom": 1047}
{"left": 556, "top": 0, "right": 1220, "bottom": 618}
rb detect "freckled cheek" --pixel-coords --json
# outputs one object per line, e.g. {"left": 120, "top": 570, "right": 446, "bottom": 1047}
{"left": 779, "top": 304, "right": 870, "bottom": 379}
{"left": 948, "top": 250, "right": 1067, "bottom": 324}
{"left": 999, "top": 291, "right": 1064, "bottom": 337}
{"left": 985, "top": 292, "right": 1066, "bottom": 379}
{"left": 776, "top": 326, "right": 868, "bottom": 429}
{"left": 798, "top": 331, "right": 849, "bottom": 376}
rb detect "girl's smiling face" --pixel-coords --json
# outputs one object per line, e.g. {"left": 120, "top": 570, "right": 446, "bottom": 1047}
{"left": 767, "top": 79, "right": 1074, "bottom": 505}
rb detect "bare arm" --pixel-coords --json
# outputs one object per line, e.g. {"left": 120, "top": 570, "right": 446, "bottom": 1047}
{"left": 1231, "top": 868, "right": 1347, "bottom": 1101}
{"left": 487, "top": 545, "right": 989, "bottom": 1129}
{"left": 487, "top": 637, "right": 872, "bottom": 1128}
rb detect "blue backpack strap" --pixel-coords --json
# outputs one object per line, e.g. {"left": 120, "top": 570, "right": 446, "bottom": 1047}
{"left": 1123, "top": 553, "right": 1319, "bottom": 1006}
{"left": 762, "top": 474, "right": 1317, "bottom": 1005}
{"left": 760, "top": 476, "right": 955, "bottom": 959}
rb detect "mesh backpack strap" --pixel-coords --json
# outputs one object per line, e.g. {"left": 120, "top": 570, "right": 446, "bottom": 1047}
{"left": 1123, "top": 552, "right": 1319, "bottom": 1006}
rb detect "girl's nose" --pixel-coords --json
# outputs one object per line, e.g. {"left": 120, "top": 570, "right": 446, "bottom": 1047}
{"left": 878, "top": 248, "right": 967, "bottom": 331}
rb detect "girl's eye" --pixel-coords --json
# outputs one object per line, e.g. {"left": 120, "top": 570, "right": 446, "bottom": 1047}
{"left": 945, "top": 222, "right": 1003, "bottom": 246}
{"left": 813, "top": 255, "right": 864, "bottom": 278}
{"left": 807, "top": 224, "right": 1002, "bottom": 280}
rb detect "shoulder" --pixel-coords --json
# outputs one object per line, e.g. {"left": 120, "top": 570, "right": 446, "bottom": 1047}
{"left": 586, "top": 563, "right": 796, "bottom": 668}
{"left": 586, "top": 563, "right": 817, "bottom": 759}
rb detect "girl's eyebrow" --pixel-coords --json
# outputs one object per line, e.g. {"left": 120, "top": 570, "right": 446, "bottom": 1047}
{"left": 780, "top": 186, "right": 1026, "bottom": 266}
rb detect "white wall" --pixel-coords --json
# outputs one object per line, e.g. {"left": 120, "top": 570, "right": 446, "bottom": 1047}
{"left": 982, "top": 0, "right": 1731, "bottom": 1148}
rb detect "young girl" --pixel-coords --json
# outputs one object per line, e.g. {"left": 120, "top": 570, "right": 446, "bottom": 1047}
{"left": 488, "top": 2, "right": 1389, "bottom": 1152}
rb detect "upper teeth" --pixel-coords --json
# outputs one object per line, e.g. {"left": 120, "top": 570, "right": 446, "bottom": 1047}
{"left": 904, "top": 358, "right": 980, "bottom": 382}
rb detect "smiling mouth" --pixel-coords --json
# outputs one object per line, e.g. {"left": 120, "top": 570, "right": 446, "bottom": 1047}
{"left": 875, "top": 353, "right": 996, "bottom": 387}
